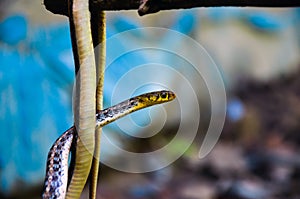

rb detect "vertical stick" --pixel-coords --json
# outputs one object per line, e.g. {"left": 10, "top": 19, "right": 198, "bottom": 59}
{"left": 89, "top": 10, "right": 106, "bottom": 199}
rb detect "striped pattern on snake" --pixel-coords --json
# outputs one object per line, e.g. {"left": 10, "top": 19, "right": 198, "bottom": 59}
{"left": 42, "top": 90, "right": 175, "bottom": 198}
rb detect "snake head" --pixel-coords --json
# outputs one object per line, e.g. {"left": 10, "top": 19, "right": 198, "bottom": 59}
{"left": 138, "top": 90, "right": 176, "bottom": 106}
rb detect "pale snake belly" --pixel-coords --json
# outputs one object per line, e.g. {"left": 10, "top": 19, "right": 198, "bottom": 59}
{"left": 42, "top": 90, "right": 175, "bottom": 198}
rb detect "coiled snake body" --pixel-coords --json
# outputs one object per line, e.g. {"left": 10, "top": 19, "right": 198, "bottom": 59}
{"left": 42, "top": 90, "right": 175, "bottom": 199}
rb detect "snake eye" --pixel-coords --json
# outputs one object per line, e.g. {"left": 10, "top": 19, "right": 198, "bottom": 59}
{"left": 161, "top": 92, "right": 167, "bottom": 99}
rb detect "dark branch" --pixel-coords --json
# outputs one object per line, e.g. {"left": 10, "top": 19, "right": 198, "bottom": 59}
{"left": 44, "top": 0, "right": 300, "bottom": 16}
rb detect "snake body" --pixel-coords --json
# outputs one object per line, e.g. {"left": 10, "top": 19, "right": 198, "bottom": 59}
{"left": 67, "top": 0, "right": 97, "bottom": 197}
{"left": 42, "top": 128, "right": 75, "bottom": 199}
{"left": 42, "top": 90, "right": 175, "bottom": 199}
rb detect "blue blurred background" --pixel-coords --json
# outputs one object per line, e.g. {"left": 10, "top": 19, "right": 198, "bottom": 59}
{"left": 1, "top": 1, "right": 300, "bottom": 198}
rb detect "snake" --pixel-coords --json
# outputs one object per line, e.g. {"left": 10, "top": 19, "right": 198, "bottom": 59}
{"left": 67, "top": 0, "right": 98, "bottom": 198}
{"left": 42, "top": 90, "right": 176, "bottom": 199}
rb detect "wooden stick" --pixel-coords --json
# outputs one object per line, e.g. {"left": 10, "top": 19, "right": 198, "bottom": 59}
{"left": 44, "top": 0, "right": 300, "bottom": 16}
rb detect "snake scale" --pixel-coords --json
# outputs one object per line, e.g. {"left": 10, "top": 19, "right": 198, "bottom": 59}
{"left": 42, "top": 90, "right": 176, "bottom": 199}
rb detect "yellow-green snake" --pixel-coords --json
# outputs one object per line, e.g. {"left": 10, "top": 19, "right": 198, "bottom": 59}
{"left": 42, "top": 90, "right": 176, "bottom": 199}
{"left": 67, "top": 0, "right": 98, "bottom": 198}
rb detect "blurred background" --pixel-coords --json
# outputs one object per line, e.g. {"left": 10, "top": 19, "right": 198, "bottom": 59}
{"left": 1, "top": 0, "right": 300, "bottom": 198}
